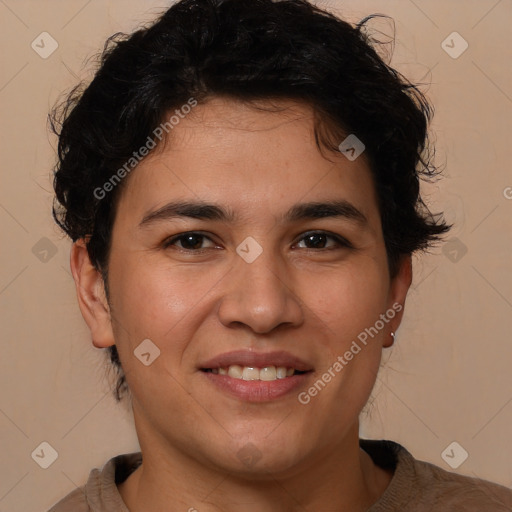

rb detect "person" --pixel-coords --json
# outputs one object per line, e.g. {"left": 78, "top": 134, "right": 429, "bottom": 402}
{"left": 47, "top": 0, "right": 512, "bottom": 510}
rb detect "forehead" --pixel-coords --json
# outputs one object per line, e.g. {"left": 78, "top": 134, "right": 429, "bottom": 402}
{"left": 114, "top": 98, "right": 380, "bottom": 229}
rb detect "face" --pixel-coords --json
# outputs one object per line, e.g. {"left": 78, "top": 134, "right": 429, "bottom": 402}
{"left": 73, "top": 98, "right": 411, "bottom": 477}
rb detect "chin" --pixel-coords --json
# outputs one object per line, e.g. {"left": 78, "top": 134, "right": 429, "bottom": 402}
{"left": 204, "top": 434, "right": 311, "bottom": 479}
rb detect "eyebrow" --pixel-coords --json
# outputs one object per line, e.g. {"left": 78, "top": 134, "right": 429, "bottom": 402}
{"left": 138, "top": 199, "right": 368, "bottom": 229}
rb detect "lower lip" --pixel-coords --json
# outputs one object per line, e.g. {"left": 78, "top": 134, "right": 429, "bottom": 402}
{"left": 201, "top": 371, "right": 311, "bottom": 402}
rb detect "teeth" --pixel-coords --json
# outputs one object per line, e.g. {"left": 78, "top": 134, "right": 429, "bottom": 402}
{"left": 227, "top": 365, "right": 243, "bottom": 379}
{"left": 219, "top": 365, "right": 295, "bottom": 381}
{"left": 276, "top": 367, "right": 287, "bottom": 379}
{"left": 260, "top": 366, "right": 277, "bottom": 381}
{"left": 242, "top": 367, "right": 260, "bottom": 380}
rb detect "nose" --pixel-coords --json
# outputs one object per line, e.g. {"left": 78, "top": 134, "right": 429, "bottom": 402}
{"left": 217, "top": 249, "right": 304, "bottom": 334}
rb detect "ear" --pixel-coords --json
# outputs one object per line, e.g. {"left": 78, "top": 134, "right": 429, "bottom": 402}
{"left": 382, "top": 254, "right": 412, "bottom": 348}
{"left": 70, "top": 238, "right": 115, "bottom": 348}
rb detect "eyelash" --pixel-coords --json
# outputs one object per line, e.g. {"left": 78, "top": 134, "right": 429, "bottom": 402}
{"left": 162, "top": 230, "right": 352, "bottom": 253}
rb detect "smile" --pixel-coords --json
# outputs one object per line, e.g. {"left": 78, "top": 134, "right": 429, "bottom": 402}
{"left": 202, "top": 365, "right": 305, "bottom": 381}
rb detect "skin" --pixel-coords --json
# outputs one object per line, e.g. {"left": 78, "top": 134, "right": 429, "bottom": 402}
{"left": 71, "top": 97, "right": 412, "bottom": 511}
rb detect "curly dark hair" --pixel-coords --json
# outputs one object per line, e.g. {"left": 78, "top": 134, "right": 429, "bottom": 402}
{"left": 50, "top": 0, "right": 451, "bottom": 402}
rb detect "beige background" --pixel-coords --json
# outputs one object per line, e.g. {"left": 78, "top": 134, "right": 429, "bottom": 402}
{"left": 0, "top": 0, "right": 511, "bottom": 510}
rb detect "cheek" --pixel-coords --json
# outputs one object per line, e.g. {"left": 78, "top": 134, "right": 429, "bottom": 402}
{"left": 300, "top": 256, "right": 390, "bottom": 414}
{"left": 107, "top": 252, "right": 225, "bottom": 362}
{"left": 110, "top": 256, "right": 190, "bottom": 325}
{"left": 304, "top": 258, "right": 390, "bottom": 347}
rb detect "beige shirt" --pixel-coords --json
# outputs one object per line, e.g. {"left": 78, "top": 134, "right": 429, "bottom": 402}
{"left": 47, "top": 439, "right": 512, "bottom": 511}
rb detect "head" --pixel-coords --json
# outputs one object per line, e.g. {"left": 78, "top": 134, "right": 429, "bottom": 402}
{"left": 51, "top": 0, "right": 449, "bottom": 475}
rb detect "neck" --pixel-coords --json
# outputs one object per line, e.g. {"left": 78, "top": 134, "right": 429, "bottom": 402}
{"left": 118, "top": 423, "right": 392, "bottom": 512}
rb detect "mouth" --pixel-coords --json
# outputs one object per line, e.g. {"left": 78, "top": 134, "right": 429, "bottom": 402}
{"left": 198, "top": 350, "right": 314, "bottom": 402}
{"left": 201, "top": 365, "right": 309, "bottom": 381}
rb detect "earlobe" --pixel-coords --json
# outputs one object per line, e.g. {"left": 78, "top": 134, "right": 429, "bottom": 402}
{"left": 70, "top": 239, "right": 115, "bottom": 348}
{"left": 383, "top": 255, "right": 412, "bottom": 348}
{"left": 383, "top": 331, "right": 395, "bottom": 349}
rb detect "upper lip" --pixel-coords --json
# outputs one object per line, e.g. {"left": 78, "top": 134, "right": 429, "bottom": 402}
{"left": 199, "top": 350, "right": 313, "bottom": 372}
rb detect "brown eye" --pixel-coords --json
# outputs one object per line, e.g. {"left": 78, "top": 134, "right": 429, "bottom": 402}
{"left": 295, "top": 231, "right": 351, "bottom": 250}
{"left": 163, "top": 232, "right": 216, "bottom": 251}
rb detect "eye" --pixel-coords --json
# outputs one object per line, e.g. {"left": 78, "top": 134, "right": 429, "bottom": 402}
{"left": 162, "top": 230, "right": 352, "bottom": 253}
{"left": 294, "top": 231, "right": 352, "bottom": 250}
{"left": 162, "top": 232, "right": 218, "bottom": 251}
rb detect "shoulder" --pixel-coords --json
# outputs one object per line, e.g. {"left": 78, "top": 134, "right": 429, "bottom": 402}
{"left": 46, "top": 452, "right": 142, "bottom": 512}
{"left": 362, "top": 439, "right": 512, "bottom": 511}
{"left": 47, "top": 487, "right": 89, "bottom": 512}
{"left": 413, "top": 457, "right": 512, "bottom": 510}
